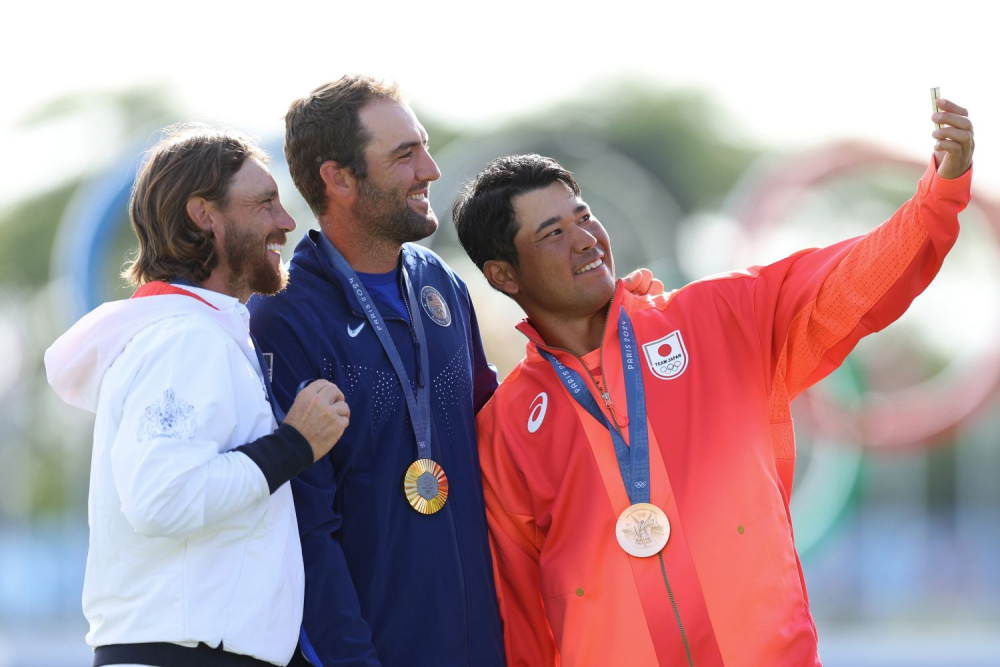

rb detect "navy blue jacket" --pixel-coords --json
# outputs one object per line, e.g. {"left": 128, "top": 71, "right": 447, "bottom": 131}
{"left": 249, "top": 230, "right": 505, "bottom": 667}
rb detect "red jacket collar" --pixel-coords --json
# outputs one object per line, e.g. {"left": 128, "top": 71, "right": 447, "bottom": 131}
{"left": 516, "top": 280, "right": 628, "bottom": 359}
{"left": 131, "top": 281, "right": 219, "bottom": 310}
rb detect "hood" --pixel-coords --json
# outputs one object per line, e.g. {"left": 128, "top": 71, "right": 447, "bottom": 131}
{"left": 45, "top": 287, "right": 251, "bottom": 413}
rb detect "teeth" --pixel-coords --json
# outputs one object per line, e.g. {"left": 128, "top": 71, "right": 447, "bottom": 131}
{"left": 407, "top": 193, "right": 427, "bottom": 200}
{"left": 575, "top": 259, "right": 603, "bottom": 274}
{"left": 267, "top": 243, "right": 281, "bottom": 252}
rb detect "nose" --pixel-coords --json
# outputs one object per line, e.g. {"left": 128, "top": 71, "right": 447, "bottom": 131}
{"left": 417, "top": 148, "right": 442, "bottom": 183}
{"left": 572, "top": 225, "right": 598, "bottom": 253}
{"left": 275, "top": 201, "right": 296, "bottom": 232}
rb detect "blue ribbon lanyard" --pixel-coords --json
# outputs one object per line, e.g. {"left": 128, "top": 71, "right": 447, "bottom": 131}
{"left": 538, "top": 308, "right": 650, "bottom": 505}
{"left": 317, "top": 234, "right": 434, "bottom": 460}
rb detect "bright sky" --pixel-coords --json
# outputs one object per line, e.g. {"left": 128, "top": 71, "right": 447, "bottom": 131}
{"left": 3, "top": 0, "right": 997, "bottom": 206}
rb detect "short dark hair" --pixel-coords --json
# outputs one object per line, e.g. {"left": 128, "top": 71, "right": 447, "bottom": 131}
{"left": 453, "top": 153, "right": 581, "bottom": 273}
{"left": 284, "top": 75, "right": 403, "bottom": 217}
{"left": 122, "top": 123, "right": 267, "bottom": 287}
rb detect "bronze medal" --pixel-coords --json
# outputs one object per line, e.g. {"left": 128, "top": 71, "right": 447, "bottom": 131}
{"left": 616, "top": 503, "right": 670, "bottom": 557}
{"left": 403, "top": 458, "right": 449, "bottom": 514}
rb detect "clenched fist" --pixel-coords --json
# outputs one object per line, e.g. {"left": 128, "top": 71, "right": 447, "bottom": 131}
{"left": 283, "top": 379, "right": 350, "bottom": 462}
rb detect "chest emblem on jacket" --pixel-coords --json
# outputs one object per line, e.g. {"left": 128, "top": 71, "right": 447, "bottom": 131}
{"left": 642, "top": 330, "right": 689, "bottom": 380}
{"left": 527, "top": 391, "right": 548, "bottom": 433}
{"left": 420, "top": 286, "right": 452, "bottom": 327}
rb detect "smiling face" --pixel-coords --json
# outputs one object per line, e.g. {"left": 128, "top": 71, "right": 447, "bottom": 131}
{"left": 505, "top": 180, "right": 616, "bottom": 320}
{"left": 212, "top": 158, "right": 295, "bottom": 300}
{"left": 352, "top": 100, "right": 441, "bottom": 244}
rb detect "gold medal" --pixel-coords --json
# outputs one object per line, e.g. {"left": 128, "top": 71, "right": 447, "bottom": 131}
{"left": 616, "top": 503, "right": 670, "bottom": 557}
{"left": 403, "top": 458, "right": 449, "bottom": 514}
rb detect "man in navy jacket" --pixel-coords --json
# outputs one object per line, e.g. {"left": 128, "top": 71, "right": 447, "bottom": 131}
{"left": 249, "top": 76, "right": 505, "bottom": 666}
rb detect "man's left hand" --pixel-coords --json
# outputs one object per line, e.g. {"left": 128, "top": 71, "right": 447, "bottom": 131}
{"left": 933, "top": 98, "right": 974, "bottom": 179}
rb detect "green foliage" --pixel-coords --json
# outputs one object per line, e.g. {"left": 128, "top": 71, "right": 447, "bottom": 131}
{"left": 0, "top": 180, "right": 80, "bottom": 287}
{"left": 525, "top": 81, "right": 759, "bottom": 213}
{"left": 17, "top": 85, "right": 176, "bottom": 136}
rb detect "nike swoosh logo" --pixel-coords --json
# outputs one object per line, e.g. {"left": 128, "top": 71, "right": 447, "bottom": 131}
{"left": 347, "top": 321, "right": 366, "bottom": 338}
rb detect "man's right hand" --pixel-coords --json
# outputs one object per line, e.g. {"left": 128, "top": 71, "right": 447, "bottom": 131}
{"left": 283, "top": 380, "right": 350, "bottom": 462}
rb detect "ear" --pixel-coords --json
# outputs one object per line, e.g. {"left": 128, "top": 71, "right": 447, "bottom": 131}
{"left": 185, "top": 197, "right": 215, "bottom": 233}
{"left": 484, "top": 259, "right": 520, "bottom": 297}
{"left": 319, "top": 160, "right": 355, "bottom": 201}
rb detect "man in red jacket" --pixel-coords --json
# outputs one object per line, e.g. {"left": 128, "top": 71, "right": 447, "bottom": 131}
{"left": 451, "top": 99, "right": 973, "bottom": 666}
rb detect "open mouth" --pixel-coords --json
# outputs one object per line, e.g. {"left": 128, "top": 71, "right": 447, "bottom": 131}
{"left": 575, "top": 258, "right": 604, "bottom": 275}
{"left": 266, "top": 242, "right": 282, "bottom": 254}
{"left": 407, "top": 183, "right": 431, "bottom": 210}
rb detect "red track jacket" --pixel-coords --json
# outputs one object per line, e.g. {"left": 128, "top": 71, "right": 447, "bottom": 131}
{"left": 477, "top": 160, "right": 971, "bottom": 666}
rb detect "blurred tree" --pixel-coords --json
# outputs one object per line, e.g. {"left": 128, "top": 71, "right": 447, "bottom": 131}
{"left": 1, "top": 86, "right": 179, "bottom": 289}
{"left": 17, "top": 86, "right": 176, "bottom": 134}
{"left": 525, "top": 80, "right": 759, "bottom": 213}
{"left": 0, "top": 180, "right": 79, "bottom": 287}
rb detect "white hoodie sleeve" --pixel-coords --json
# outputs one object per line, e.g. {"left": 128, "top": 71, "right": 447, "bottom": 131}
{"left": 109, "top": 319, "right": 271, "bottom": 539}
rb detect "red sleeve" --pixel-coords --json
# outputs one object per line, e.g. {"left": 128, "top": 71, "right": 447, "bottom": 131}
{"left": 477, "top": 396, "right": 559, "bottom": 667}
{"left": 747, "top": 160, "right": 970, "bottom": 493}
{"left": 753, "top": 159, "right": 971, "bottom": 413}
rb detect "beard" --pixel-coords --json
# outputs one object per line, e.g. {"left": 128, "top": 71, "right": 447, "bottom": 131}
{"left": 352, "top": 175, "right": 438, "bottom": 245}
{"left": 221, "top": 216, "right": 289, "bottom": 298}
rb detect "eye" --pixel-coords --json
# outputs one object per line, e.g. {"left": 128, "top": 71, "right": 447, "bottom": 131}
{"left": 580, "top": 213, "right": 592, "bottom": 223}
{"left": 543, "top": 228, "right": 562, "bottom": 239}
{"left": 399, "top": 151, "right": 413, "bottom": 160}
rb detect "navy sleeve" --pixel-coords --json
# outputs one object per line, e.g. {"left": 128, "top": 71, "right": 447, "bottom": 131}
{"left": 249, "top": 297, "right": 382, "bottom": 667}
{"left": 467, "top": 288, "right": 499, "bottom": 414}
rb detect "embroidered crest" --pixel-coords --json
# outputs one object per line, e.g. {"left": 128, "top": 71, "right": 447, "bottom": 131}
{"left": 137, "top": 389, "right": 197, "bottom": 442}
{"left": 642, "top": 330, "right": 689, "bottom": 380}
{"left": 420, "top": 286, "right": 452, "bottom": 327}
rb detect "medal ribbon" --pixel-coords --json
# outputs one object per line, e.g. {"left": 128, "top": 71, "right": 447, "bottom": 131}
{"left": 317, "top": 234, "right": 434, "bottom": 460}
{"left": 538, "top": 307, "right": 650, "bottom": 505}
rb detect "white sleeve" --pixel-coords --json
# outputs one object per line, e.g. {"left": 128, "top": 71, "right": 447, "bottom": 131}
{"left": 110, "top": 322, "right": 270, "bottom": 539}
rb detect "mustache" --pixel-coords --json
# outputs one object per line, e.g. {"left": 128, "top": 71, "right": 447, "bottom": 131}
{"left": 266, "top": 232, "right": 288, "bottom": 246}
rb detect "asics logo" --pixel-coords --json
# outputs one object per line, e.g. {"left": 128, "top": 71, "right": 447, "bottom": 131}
{"left": 527, "top": 392, "right": 548, "bottom": 433}
{"left": 347, "top": 321, "right": 366, "bottom": 338}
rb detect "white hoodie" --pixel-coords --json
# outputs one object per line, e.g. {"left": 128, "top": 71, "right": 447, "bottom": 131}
{"left": 45, "top": 285, "right": 303, "bottom": 666}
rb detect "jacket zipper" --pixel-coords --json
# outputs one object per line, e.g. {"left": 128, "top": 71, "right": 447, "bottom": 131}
{"left": 529, "top": 284, "right": 695, "bottom": 665}
{"left": 660, "top": 552, "right": 694, "bottom": 666}
{"left": 398, "top": 272, "right": 471, "bottom": 666}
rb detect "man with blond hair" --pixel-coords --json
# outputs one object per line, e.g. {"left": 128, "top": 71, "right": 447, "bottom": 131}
{"left": 46, "top": 124, "right": 350, "bottom": 666}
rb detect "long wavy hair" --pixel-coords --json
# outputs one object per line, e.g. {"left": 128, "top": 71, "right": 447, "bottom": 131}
{"left": 122, "top": 123, "right": 267, "bottom": 286}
